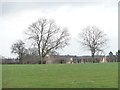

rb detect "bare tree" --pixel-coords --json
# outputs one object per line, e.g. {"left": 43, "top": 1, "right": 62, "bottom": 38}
{"left": 78, "top": 26, "right": 108, "bottom": 62}
{"left": 11, "top": 40, "right": 25, "bottom": 64}
{"left": 25, "top": 18, "right": 70, "bottom": 64}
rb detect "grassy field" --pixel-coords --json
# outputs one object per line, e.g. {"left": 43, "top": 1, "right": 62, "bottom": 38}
{"left": 0, "top": 65, "right": 2, "bottom": 89}
{"left": 2, "top": 63, "right": 118, "bottom": 88}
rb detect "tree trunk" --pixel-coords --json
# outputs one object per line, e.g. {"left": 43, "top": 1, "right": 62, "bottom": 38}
{"left": 91, "top": 52, "right": 95, "bottom": 63}
{"left": 38, "top": 44, "right": 42, "bottom": 64}
{"left": 38, "top": 54, "right": 45, "bottom": 64}
{"left": 41, "top": 56, "right": 43, "bottom": 64}
{"left": 19, "top": 56, "right": 22, "bottom": 64}
{"left": 19, "top": 52, "right": 23, "bottom": 64}
{"left": 38, "top": 46, "right": 40, "bottom": 56}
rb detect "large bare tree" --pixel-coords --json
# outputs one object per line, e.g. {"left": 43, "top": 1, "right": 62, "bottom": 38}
{"left": 11, "top": 40, "right": 25, "bottom": 64}
{"left": 25, "top": 18, "right": 70, "bottom": 64}
{"left": 79, "top": 26, "right": 108, "bottom": 62}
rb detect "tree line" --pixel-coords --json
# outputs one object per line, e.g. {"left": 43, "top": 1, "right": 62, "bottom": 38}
{"left": 11, "top": 18, "right": 116, "bottom": 64}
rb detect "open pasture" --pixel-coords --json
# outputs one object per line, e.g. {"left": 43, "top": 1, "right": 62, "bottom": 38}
{"left": 2, "top": 63, "right": 118, "bottom": 88}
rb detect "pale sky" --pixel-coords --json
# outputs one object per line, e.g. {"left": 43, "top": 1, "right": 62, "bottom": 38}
{"left": 0, "top": 0, "right": 119, "bottom": 58}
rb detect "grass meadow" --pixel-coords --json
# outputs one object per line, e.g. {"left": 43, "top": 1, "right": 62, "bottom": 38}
{"left": 2, "top": 63, "right": 118, "bottom": 88}
{"left": 0, "top": 65, "right": 2, "bottom": 89}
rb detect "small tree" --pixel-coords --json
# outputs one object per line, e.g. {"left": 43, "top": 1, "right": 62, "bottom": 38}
{"left": 25, "top": 18, "right": 70, "bottom": 64}
{"left": 78, "top": 26, "right": 108, "bottom": 62}
{"left": 108, "top": 51, "right": 115, "bottom": 62}
{"left": 118, "top": 50, "right": 120, "bottom": 62}
{"left": 11, "top": 40, "right": 25, "bottom": 63}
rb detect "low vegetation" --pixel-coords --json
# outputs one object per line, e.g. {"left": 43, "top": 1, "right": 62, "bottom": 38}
{"left": 2, "top": 63, "right": 118, "bottom": 88}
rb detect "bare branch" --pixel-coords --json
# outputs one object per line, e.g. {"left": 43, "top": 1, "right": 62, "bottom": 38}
{"left": 25, "top": 18, "right": 70, "bottom": 64}
{"left": 78, "top": 26, "right": 108, "bottom": 59}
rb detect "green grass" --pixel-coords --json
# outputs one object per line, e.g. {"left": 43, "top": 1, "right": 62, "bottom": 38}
{"left": 2, "top": 63, "right": 118, "bottom": 88}
{"left": 0, "top": 64, "right": 2, "bottom": 89}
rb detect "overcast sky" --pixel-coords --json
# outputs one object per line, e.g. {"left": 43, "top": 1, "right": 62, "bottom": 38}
{"left": 0, "top": 0, "right": 119, "bottom": 58}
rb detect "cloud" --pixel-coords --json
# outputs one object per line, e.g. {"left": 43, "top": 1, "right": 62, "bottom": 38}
{"left": 0, "top": 1, "right": 118, "bottom": 57}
